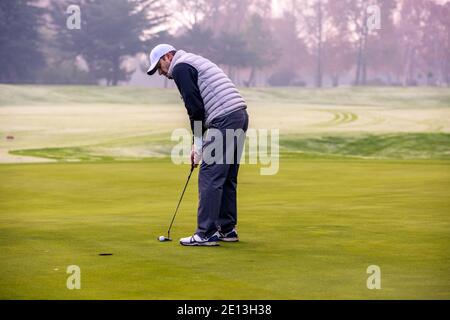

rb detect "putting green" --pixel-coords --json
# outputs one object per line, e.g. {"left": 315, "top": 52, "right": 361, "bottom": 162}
{"left": 0, "top": 158, "right": 448, "bottom": 299}
{"left": 0, "top": 85, "right": 449, "bottom": 299}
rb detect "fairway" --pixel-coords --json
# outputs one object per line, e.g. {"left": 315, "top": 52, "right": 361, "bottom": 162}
{"left": 0, "top": 85, "right": 449, "bottom": 299}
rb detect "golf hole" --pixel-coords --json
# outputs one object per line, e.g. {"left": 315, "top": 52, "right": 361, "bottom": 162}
{"left": 98, "top": 253, "right": 113, "bottom": 256}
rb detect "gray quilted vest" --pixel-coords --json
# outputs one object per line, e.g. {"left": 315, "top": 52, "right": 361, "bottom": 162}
{"left": 168, "top": 50, "right": 247, "bottom": 127}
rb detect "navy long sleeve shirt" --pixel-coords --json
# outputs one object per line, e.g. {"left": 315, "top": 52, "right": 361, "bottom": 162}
{"left": 172, "top": 63, "right": 207, "bottom": 138}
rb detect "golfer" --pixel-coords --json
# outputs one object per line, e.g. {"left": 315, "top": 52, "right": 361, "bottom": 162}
{"left": 147, "top": 44, "right": 249, "bottom": 246}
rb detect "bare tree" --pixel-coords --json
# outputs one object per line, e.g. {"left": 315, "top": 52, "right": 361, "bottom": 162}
{"left": 172, "top": 0, "right": 214, "bottom": 30}
{"left": 292, "top": 0, "right": 334, "bottom": 87}
{"left": 327, "top": 0, "right": 385, "bottom": 86}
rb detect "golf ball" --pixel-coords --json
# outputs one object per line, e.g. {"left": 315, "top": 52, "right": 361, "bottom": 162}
{"left": 159, "top": 236, "right": 165, "bottom": 241}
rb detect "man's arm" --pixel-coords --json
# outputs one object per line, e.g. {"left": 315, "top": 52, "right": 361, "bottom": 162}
{"left": 171, "top": 63, "right": 206, "bottom": 138}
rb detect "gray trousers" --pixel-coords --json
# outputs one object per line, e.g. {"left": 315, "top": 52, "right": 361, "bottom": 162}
{"left": 197, "top": 109, "right": 249, "bottom": 238}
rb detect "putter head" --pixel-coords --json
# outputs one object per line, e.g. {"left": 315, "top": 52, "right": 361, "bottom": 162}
{"left": 158, "top": 235, "right": 172, "bottom": 242}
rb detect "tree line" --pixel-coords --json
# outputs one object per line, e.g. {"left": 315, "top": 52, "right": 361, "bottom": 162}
{"left": 0, "top": 0, "right": 449, "bottom": 87}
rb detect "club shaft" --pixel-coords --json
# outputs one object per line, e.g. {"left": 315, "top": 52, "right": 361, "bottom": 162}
{"left": 167, "top": 166, "right": 195, "bottom": 238}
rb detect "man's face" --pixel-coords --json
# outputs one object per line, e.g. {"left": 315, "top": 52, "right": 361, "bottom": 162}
{"left": 158, "top": 54, "right": 172, "bottom": 78}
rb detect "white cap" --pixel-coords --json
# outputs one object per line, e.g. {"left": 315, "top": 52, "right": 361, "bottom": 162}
{"left": 146, "top": 44, "right": 176, "bottom": 75}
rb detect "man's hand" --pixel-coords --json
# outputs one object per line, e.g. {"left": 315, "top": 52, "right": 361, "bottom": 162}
{"left": 191, "top": 147, "right": 201, "bottom": 167}
{"left": 191, "top": 137, "right": 203, "bottom": 168}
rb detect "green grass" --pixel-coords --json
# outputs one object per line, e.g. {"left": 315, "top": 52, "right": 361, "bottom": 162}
{"left": 0, "top": 157, "right": 448, "bottom": 299}
{"left": 2, "top": 85, "right": 450, "bottom": 163}
{"left": 0, "top": 85, "right": 181, "bottom": 106}
{"left": 280, "top": 133, "right": 450, "bottom": 160}
{"left": 8, "top": 132, "right": 450, "bottom": 161}
{"left": 0, "top": 85, "right": 449, "bottom": 299}
{"left": 1, "top": 85, "right": 449, "bottom": 108}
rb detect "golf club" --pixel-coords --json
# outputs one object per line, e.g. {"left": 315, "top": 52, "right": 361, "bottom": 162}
{"left": 159, "top": 164, "right": 196, "bottom": 242}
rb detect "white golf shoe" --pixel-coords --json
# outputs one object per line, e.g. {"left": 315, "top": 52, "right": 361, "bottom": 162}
{"left": 218, "top": 228, "right": 239, "bottom": 242}
{"left": 179, "top": 232, "right": 220, "bottom": 246}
